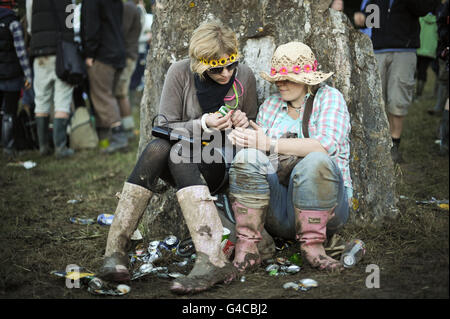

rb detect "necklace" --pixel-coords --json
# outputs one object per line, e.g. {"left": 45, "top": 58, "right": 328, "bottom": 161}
{"left": 288, "top": 102, "right": 302, "bottom": 114}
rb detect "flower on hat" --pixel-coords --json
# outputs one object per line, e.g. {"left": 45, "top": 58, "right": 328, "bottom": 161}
{"left": 279, "top": 67, "right": 288, "bottom": 75}
{"left": 304, "top": 64, "right": 312, "bottom": 73}
{"left": 292, "top": 65, "right": 301, "bottom": 74}
{"left": 313, "top": 60, "right": 318, "bottom": 71}
{"left": 270, "top": 68, "right": 277, "bottom": 76}
{"left": 209, "top": 59, "right": 219, "bottom": 67}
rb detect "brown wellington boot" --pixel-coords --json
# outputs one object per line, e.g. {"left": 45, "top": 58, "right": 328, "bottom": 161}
{"left": 97, "top": 182, "right": 152, "bottom": 282}
{"left": 170, "top": 185, "right": 237, "bottom": 294}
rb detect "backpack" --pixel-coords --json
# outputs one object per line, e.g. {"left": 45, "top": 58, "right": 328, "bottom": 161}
{"left": 68, "top": 106, "right": 98, "bottom": 150}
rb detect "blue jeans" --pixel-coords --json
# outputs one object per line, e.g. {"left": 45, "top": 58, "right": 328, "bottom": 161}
{"left": 229, "top": 149, "right": 349, "bottom": 240}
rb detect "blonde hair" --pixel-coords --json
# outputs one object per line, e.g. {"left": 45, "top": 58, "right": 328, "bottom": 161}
{"left": 189, "top": 21, "right": 238, "bottom": 78}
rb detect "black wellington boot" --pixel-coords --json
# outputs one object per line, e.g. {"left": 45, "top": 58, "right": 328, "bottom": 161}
{"left": 53, "top": 118, "right": 74, "bottom": 158}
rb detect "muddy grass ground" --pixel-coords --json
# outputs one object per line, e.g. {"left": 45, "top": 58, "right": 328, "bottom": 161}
{"left": 0, "top": 80, "right": 448, "bottom": 304}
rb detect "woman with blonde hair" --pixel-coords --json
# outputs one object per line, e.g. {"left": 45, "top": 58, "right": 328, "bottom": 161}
{"left": 228, "top": 42, "right": 352, "bottom": 273}
{"left": 97, "top": 20, "right": 258, "bottom": 293}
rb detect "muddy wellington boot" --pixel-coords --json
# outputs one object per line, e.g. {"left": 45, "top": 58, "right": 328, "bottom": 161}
{"left": 170, "top": 185, "right": 237, "bottom": 294}
{"left": 98, "top": 182, "right": 153, "bottom": 282}
{"left": 53, "top": 118, "right": 74, "bottom": 158}
{"left": 36, "top": 116, "right": 51, "bottom": 156}
{"left": 295, "top": 208, "right": 343, "bottom": 272}
{"left": 231, "top": 201, "right": 267, "bottom": 273}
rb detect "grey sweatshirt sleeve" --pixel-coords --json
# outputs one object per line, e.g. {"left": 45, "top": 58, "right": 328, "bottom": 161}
{"left": 158, "top": 61, "right": 202, "bottom": 135}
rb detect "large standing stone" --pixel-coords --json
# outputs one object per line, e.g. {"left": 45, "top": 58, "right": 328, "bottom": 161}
{"left": 138, "top": 0, "right": 398, "bottom": 239}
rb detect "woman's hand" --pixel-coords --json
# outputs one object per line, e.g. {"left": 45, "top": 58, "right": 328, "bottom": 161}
{"left": 231, "top": 110, "right": 249, "bottom": 128}
{"left": 205, "top": 111, "right": 233, "bottom": 130}
{"left": 228, "top": 120, "right": 270, "bottom": 151}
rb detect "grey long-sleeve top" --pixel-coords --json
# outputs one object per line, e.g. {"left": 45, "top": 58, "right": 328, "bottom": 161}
{"left": 158, "top": 59, "right": 258, "bottom": 135}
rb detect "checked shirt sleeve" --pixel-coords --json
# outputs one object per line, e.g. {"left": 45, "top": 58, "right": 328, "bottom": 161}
{"left": 9, "top": 20, "right": 32, "bottom": 83}
{"left": 313, "top": 87, "right": 350, "bottom": 157}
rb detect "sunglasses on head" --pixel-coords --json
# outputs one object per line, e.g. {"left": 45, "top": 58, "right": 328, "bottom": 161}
{"left": 207, "top": 61, "right": 239, "bottom": 74}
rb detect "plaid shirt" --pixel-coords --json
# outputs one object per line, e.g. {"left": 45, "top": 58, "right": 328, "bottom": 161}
{"left": 9, "top": 20, "right": 32, "bottom": 82}
{"left": 256, "top": 84, "right": 353, "bottom": 198}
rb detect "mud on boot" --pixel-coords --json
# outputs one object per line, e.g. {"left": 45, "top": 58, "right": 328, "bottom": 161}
{"left": 296, "top": 209, "right": 343, "bottom": 272}
{"left": 97, "top": 252, "right": 131, "bottom": 282}
{"left": 170, "top": 185, "right": 237, "bottom": 294}
{"left": 170, "top": 252, "right": 237, "bottom": 294}
{"left": 98, "top": 182, "right": 153, "bottom": 282}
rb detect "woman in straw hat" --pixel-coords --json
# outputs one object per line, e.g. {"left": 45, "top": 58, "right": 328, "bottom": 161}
{"left": 97, "top": 21, "right": 258, "bottom": 293}
{"left": 228, "top": 42, "right": 352, "bottom": 272}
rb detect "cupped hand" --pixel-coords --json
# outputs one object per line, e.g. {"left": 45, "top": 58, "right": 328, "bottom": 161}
{"left": 228, "top": 120, "right": 270, "bottom": 151}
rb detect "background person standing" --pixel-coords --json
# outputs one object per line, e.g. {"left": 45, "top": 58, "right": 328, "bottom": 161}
{"left": 359, "top": 0, "right": 440, "bottom": 163}
{"left": 81, "top": 0, "right": 128, "bottom": 154}
{"left": 115, "top": 0, "right": 142, "bottom": 139}
{"left": 0, "top": 0, "right": 32, "bottom": 157}
{"left": 28, "top": 0, "right": 75, "bottom": 158}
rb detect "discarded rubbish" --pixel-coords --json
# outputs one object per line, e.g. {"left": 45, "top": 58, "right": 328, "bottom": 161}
{"left": 289, "top": 253, "right": 303, "bottom": 266}
{"left": 265, "top": 264, "right": 280, "bottom": 273}
{"left": 97, "top": 213, "right": 114, "bottom": 226}
{"left": 285, "top": 265, "right": 301, "bottom": 274}
{"left": 160, "top": 235, "right": 179, "bottom": 250}
{"left": 67, "top": 199, "right": 81, "bottom": 204}
{"left": 176, "top": 237, "right": 196, "bottom": 257}
{"left": 131, "top": 229, "right": 143, "bottom": 241}
{"left": 298, "top": 278, "right": 319, "bottom": 291}
{"left": 283, "top": 279, "right": 319, "bottom": 292}
{"left": 283, "top": 282, "right": 299, "bottom": 289}
{"left": 7, "top": 161, "right": 36, "bottom": 169}
{"left": 416, "top": 197, "right": 449, "bottom": 206}
{"left": 135, "top": 243, "right": 146, "bottom": 256}
{"left": 88, "top": 277, "right": 104, "bottom": 290}
{"left": 149, "top": 240, "right": 161, "bottom": 251}
{"left": 341, "top": 239, "right": 366, "bottom": 268}
{"left": 168, "top": 272, "right": 185, "bottom": 279}
{"left": 274, "top": 238, "right": 295, "bottom": 251}
{"left": 221, "top": 238, "right": 235, "bottom": 259}
{"left": 70, "top": 217, "right": 96, "bottom": 225}
{"left": 266, "top": 257, "right": 301, "bottom": 276}
{"left": 222, "top": 227, "right": 231, "bottom": 241}
{"left": 88, "top": 284, "right": 131, "bottom": 296}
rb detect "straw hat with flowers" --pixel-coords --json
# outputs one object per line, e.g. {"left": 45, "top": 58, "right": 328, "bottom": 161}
{"left": 260, "top": 42, "right": 333, "bottom": 86}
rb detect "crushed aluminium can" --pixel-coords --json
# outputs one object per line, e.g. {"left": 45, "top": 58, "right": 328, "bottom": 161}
{"left": 221, "top": 238, "right": 235, "bottom": 259}
{"left": 159, "top": 235, "right": 179, "bottom": 250}
{"left": 69, "top": 217, "right": 96, "bottom": 225}
{"left": 97, "top": 213, "right": 114, "bottom": 226}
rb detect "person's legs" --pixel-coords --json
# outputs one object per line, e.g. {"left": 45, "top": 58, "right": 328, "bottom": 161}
{"left": 87, "top": 60, "right": 127, "bottom": 153}
{"left": 228, "top": 148, "right": 274, "bottom": 272}
{"left": 168, "top": 144, "right": 236, "bottom": 294}
{"left": 291, "top": 152, "right": 348, "bottom": 272}
{"left": 33, "top": 56, "right": 55, "bottom": 156}
{"left": 386, "top": 52, "right": 417, "bottom": 163}
{"left": 115, "top": 58, "right": 137, "bottom": 138}
{"left": 53, "top": 73, "right": 75, "bottom": 158}
{"left": 98, "top": 138, "right": 172, "bottom": 281}
{"left": 1, "top": 90, "right": 20, "bottom": 156}
{"left": 430, "top": 59, "right": 449, "bottom": 115}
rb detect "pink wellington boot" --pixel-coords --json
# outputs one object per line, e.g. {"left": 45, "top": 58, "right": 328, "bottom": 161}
{"left": 232, "top": 201, "right": 266, "bottom": 273}
{"left": 295, "top": 209, "right": 343, "bottom": 272}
